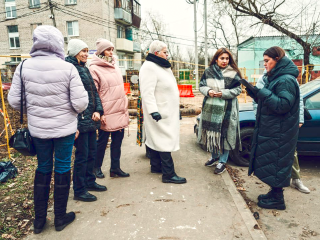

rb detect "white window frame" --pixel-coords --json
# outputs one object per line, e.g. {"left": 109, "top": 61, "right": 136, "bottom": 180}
{"left": 65, "top": 0, "right": 77, "bottom": 5}
{"left": 66, "top": 21, "right": 79, "bottom": 36}
{"left": 10, "top": 55, "right": 21, "bottom": 62}
{"left": 117, "top": 26, "right": 124, "bottom": 38}
{"left": 118, "top": 54, "right": 125, "bottom": 68}
{"left": 29, "top": 0, "right": 41, "bottom": 8}
{"left": 128, "top": 56, "right": 133, "bottom": 68}
{"left": 8, "top": 26, "right": 20, "bottom": 49}
{"left": 5, "top": 2, "right": 17, "bottom": 19}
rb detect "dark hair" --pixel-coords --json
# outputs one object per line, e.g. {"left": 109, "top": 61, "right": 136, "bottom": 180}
{"left": 263, "top": 46, "right": 285, "bottom": 61}
{"left": 210, "top": 48, "right": 242, "bottom": 78}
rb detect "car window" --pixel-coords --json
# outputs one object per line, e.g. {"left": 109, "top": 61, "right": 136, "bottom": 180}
{"left": 300, "top": 80, "right": 320, "bottom": 96}
{"left": 305, "top": 91, "right": 320, "bottom": 110}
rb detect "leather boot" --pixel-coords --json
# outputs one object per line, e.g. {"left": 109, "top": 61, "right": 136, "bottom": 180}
{"left": 162, "top": 175, "right": 187, "bottom": 184}
{"left": 33, "top": 171, "right": 52, "bottom": 234}
{"left": 94, "top": 167, "right": 105, "bottom": 179}
{"left": 258, "top": 188, "right": 286, "bottom": 210}
{"left": 110, "top": 168, "right": 130, "bottom": 178}
{"left": 54, "top": 171, "right": 76, "bottom": 231}
{"left": 258, "top": 188, "right": 274, "bottom": 201}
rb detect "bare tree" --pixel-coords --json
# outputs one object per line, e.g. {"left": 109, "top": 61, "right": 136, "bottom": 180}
{"left": 216, "top": 0, "right": 320, "bottom": 71}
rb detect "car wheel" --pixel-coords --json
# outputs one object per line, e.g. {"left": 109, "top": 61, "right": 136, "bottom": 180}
{"left": 229, "top": 127, "right": 254, "bottom": 167}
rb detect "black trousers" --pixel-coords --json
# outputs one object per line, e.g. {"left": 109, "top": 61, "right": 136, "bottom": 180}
{"left": 96, "top": 129, "right": 124, "bottom": 169}
{"left": 148, "top": 146, "right": 175, "bottom": 179}
{"left": 73, "top": 131, "right": 97, "bottom": 195}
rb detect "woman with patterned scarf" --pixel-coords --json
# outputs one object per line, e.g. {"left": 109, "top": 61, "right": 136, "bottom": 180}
{"left": 198, "top": 48, "right": 242, "bottom": 175}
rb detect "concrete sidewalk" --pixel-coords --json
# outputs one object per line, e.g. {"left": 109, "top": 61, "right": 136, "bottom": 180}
{"left": 27, "top": 118, "right": 265, "bottom": 240}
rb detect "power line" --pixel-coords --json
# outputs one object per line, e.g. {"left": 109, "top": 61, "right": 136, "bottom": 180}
{"left": 0, "top": 6, "right": 50, "bottom": 23}
{"left": 0, "top": 3, "right": 46, "bottom": 15}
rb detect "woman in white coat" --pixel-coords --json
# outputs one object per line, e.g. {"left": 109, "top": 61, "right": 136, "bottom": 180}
{"left": 139, "top": 40, "right": 186, "bottom": 184}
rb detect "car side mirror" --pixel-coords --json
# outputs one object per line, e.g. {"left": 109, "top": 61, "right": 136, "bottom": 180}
{"left": 304, "top": 107, "right": 312, "bottom": 120}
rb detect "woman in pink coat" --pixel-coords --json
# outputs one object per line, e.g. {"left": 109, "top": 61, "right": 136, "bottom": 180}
{"left": 89, "top": 39, "right": 130, "bottom": 179}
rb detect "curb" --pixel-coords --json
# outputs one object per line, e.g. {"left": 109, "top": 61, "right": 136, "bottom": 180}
{"left": 221, "top": 172, "right": 267, "bottom": 240}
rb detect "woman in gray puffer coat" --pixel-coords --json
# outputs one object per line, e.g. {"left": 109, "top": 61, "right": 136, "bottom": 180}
{"left": 8, "top": 25, "right": 88, "bottom": 233}
{"left": 246, "top": 46, "right": 300, "bottom": 210}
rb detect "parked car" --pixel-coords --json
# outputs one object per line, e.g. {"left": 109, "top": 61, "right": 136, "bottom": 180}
{"left": 194, "top": 79, "right": 320, "bottom": 166}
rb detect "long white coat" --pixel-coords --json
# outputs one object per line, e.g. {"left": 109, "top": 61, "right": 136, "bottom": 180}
{"left": 139, "top": 61, "right": 180, "bottom": 152}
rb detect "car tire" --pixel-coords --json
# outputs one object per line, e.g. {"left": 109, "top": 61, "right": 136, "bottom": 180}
{"left": 229, "top": 127, "right": 254, "bottom": 167}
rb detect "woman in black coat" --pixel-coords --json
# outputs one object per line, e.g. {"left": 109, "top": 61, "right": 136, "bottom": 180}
{"left": 66, "top": 39, "right": 107, "bottom": 202}
{"left": 246, "top": 46, "right": 300, "bottom": 210}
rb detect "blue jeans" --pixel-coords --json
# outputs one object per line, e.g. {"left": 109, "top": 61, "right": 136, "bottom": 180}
{"left": 212, "top": 150, "right": 230, "bottom": 164}
{"left": 73, "top": 131, "right": 97, "bottom": 195}
{"left": 96, "top": 129, "right": 124, "bottom": 169}
{"left": 33, "top": 133, "right": 75, "bottom": 174}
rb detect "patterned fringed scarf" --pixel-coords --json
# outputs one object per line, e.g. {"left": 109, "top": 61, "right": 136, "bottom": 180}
{"left": 199, "top": 64, "right": 240, "bottom": 153}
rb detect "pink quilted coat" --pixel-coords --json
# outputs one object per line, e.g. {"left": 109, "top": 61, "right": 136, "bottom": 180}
{"left": 89, "top": 54, "right": 129, "bottom": 132}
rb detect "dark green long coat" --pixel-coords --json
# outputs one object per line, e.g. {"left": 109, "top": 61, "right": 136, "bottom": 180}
{"left": 65, "top": 56, "right": 103, "bottom": 133}
{"left": 248, "top": 56, "right": 300, "bottom": 188}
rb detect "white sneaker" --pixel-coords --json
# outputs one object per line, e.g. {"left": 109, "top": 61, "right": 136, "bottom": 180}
{"left": 291, "top": 179, "right": 310, "bottom": 194}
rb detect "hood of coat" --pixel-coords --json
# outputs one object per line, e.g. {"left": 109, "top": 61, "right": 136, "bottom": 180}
{"left": 30, "top": 25, "right": 65, "bottom": 60}
{"left": 90, "top": 54, "right": 116, "bottom": 68}
{"left": 268, "top": 56, "right": 299, "bottom": 82}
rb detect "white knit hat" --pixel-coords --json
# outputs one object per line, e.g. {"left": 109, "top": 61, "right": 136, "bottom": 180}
{"left": 67, "top": 39, "right": 88, "bottom": 57}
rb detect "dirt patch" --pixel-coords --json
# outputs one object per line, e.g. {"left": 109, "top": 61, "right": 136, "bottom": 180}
{"left": 116, "top": 204, "right": 131, "bottom": 208}
{"left": 0, "top": 154, "right": 40, "bottom": 239}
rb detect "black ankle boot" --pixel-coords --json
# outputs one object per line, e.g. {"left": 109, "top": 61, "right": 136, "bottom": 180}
{"left": 258, "top": 188, "right": 286, "bottom": 210}
{"left": 33, "top": 171, "right": 52, "bottom": 234}
{"left": 110, "top": 168, "right": 130, "bottom": 178}
{"left": 94, "top": 167, "right": 105, "bottom": 179}
{"left": 258, "top": 188, "right": 274, "bottom": 201}
{"left": 54, "top": 171, "right": 75, "bottom": 231}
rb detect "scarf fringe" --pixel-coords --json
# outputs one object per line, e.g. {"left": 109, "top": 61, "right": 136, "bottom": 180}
{"left": 200, "top": 129, "right": 222, "bottom": 153}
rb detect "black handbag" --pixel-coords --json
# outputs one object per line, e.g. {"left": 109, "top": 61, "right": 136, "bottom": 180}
{"left": 9, "top": 60, "right": 36, "bottom": 156}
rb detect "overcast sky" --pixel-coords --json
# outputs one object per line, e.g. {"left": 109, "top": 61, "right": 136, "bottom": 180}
{"left": 139, "top": 0, "right": 205, "bottom": 55}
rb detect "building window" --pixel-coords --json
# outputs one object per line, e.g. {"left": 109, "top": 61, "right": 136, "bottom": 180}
{"left": 133, "top": 0, "right": 140, "bottom": 16}
{"left": 5, "top": 0, "right": 16, "bottom": 19}
{"left": 65, "top": 0, "right": 77, "bottom": 5}
{"left": 118, "top": 54, "right": 125, "bottom": 67}
{"left": 128, "top": 56, "right": 133, "bottom": 68}
{"left": 7, "top": 25, "right": 20, "bottom": 49}
{"left": 117, "top": 26, "right": 124, "bottom": 38}
{"left": 31, "top": 23, "right": 42, "bottom": 35}
{"left": 29, "top": 0, "right": 41, "bottom": 8}
{"left": 11, "top": 55, "right": 21, "bottom": 62}
{"left": 67, "top": 21, "right": 79, "bottom": 36}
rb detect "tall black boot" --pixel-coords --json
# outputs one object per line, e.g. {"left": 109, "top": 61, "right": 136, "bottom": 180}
{"left": 33, "top": 170, "right": 52, "bottom": 234}
{"left": 258, "top": 187, "right": 286, "bottom": 210}
{"left": 257, "top": 188, "right": 274, "bottom": 201}
{"left": 54, "top": 171, "right": 75, "bottom": 231}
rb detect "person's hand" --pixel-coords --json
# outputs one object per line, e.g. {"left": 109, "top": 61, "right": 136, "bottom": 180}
{"left": 101, "top": 115, "right": 107, "bottom": 125}
{"left": 214, "top": 92, "right": 222, "bottom": 98}
{"left": 208, "top": 90, "right": 215, "bottom": 98}
{"left": 92, "top": 112, "right": 100, "bottom": 122}
{"left": 299, "top": 123, "right": 303, "bottom": 128}
{"left": 75, "top": 130, "right": 79, "bottom": 140}
{"left": 151, "top": 112, "right": 162, "bottom": 122}
{"left": 246, "top": 86, "right": 259, "bottom": 99}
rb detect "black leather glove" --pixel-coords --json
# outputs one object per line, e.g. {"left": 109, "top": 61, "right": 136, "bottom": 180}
{"left": 246, "top": 86, "right": 259, "bottom": 99}
{"left": 151, "top": 112, "right": 162, "bottom": 122}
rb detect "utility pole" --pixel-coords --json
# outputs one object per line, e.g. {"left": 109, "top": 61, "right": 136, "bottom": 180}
{"left": 194, "top": 0, "right": 199, "bottom": 89}
{"left": 204, "top": 0, "right": 208, "bottom": 67}
{"left": 48, "top": 0, "right": 56, "bottom": 27}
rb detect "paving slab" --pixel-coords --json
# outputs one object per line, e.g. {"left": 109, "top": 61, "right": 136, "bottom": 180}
{"left": 27, "top": 118, "right": 265, "bottom": 240}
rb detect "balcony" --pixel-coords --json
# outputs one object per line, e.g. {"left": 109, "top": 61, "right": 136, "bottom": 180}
{"left": 116, "top": 38, "right": 133, "bottom": 53}
{"left": 133, "top": 41, "right": 141, "bottom": 52}
{"left": 132, "top": 14, "right": 141, "bottom": 28}
{"left": 114, "top": 8, "right": 132, "bottom": 26}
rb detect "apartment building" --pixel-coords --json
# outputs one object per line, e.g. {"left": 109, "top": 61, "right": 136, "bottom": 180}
{"left": 0, "top": 0, "right": 142, "bottom": 76}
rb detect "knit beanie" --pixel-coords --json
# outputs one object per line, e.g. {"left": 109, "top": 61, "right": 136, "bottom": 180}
{"left": 67, "top": 39, "right": 88, "bottom": 57}
{"left": 96, "top": 38, "right": 115, "bottom": 56}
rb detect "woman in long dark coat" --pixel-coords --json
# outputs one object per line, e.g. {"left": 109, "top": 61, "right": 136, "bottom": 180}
{"left": 246, "top": 46, "right": 300, "bottom": 210}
